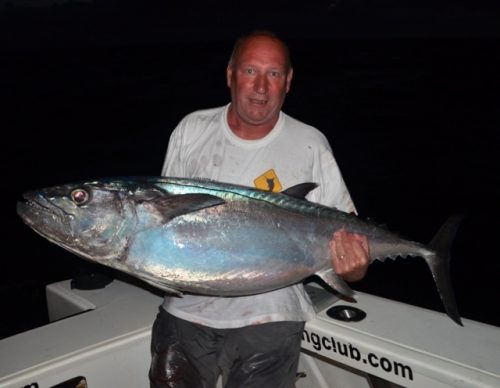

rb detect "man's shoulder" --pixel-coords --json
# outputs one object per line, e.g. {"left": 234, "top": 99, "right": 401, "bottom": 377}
{"left": 182, "top": 105, "right": 226, "bottom": 122}
{"left": 282, "top": 112, "right": 329, "bottom": 145}
{"left": 172, "top": 105, "right": 226, "bottom": 137}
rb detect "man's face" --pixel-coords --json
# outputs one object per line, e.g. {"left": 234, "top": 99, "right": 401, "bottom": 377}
{"left": 227, "top": 36, "right": 293, "bottom": 130}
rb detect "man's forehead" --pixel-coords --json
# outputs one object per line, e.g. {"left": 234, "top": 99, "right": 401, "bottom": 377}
{"left": 240, "top": 36, "right": 285, "bottom": 54}
{"left": 235, "top": 37, "right": 288, "bottom": 66}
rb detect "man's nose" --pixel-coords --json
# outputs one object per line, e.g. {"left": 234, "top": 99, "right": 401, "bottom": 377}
{"left": 254, "top": 75, "right": 268, "bottom": 94}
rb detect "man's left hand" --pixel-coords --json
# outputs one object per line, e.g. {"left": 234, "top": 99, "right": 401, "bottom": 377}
{"left": 329, "top": 229, "right": 370, "bottom": 282}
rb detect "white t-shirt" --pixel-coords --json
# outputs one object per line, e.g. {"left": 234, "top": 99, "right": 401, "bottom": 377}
{"left": 160, "top": 103, "right": 356, "bottom": 328}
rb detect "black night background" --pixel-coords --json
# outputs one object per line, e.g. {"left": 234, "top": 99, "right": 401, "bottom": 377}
{"left": 1, "top": 0, "right": 499, "bottom": 339}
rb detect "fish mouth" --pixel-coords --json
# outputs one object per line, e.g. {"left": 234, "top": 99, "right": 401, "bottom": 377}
{"left": 17, "top": 193, "right": 82, "bottom": 253}
{"left": 17, "top": 193, "right": 73, "bottom": 231}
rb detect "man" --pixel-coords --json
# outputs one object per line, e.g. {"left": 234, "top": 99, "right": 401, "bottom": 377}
{"left": 149, "top": 31, "right": 370, "bottom": 388}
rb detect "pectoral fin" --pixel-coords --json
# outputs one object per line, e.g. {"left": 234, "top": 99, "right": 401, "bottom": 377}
{"left": 142, "top": 193, "right": 225, "bottom": 222}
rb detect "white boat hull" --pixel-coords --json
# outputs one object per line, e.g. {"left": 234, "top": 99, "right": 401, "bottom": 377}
{"left": 1, "top": 279, "right": 498, "bottom": 388}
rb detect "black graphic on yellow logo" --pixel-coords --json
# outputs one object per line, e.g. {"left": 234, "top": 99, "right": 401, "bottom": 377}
{"left": 254, "top": 169, "right": 282, "bottom": 192}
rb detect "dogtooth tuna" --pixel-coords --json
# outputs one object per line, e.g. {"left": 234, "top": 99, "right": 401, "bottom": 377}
{"left": 16, "top": 176, "right": 463, "bottom": 325}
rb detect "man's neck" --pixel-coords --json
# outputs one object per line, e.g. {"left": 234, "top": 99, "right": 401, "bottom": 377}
{"left": 227, "top": 106, "right": 278, "bottom": 140}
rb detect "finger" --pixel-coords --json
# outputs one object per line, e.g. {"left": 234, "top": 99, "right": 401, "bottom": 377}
{"left": 347, "top": 234, "right": 370, "bottom": 280}
{"left": 350, "top": 240, "right": 370, "bottom": 271}
{"left": 352, "top": 233, "right": 370, "bottom": 255}
{"left": 333, "top": 229, "right": 347, "bottom": 261}
{"left": 339, "top": 229, "right": 356, "bottom": 262}
{"left": 330, "top": 235, "right": 347, "bottom": 273}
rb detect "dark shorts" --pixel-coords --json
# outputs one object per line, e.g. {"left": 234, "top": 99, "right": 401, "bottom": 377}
{"left": 149, "top": 308, "right": 305, "bottom": 388}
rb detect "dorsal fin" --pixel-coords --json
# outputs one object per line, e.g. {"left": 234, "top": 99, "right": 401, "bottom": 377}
{"left": 282, "top": 183, "right": 318, "bottom": 199}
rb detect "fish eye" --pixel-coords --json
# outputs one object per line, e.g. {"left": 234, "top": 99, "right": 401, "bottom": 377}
{"left": 71, "top": 188, "right": 90, "bottom": 205}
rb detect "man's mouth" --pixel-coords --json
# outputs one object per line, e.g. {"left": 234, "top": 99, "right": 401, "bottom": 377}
{"left": 249, "top": 98, "right": 268, "bottom": 105}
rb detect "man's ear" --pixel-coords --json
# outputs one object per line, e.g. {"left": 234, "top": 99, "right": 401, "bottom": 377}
{"left": 286, "top": 67, "right": 294, "bottom": 93}
{"left": 226, "top": 65, "right": 233, "bottom": 88}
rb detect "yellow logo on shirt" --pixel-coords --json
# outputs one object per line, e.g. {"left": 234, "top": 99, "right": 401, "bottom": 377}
{"left": 254, "top": 169, "right": 282, "bottom": 192}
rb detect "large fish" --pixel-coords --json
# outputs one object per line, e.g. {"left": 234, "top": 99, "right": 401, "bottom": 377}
{"left": 16, "top": 176, "right": 463, "bottom": 325}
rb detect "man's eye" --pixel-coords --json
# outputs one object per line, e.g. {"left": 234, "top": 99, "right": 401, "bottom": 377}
{"left": 246, "top": 68, "right": 255, "bottom": 74}
{"left": 270, "top": 71, "right": 280, "bottom": 77}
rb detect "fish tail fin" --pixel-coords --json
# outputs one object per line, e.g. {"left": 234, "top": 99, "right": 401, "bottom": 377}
{"left": 424, "top": 214, "right": 464, "bottom": 326}
{"left": 316, "top": 268, "right": 355, "bottom": 299}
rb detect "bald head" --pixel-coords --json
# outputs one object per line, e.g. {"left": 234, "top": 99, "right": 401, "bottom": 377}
{"left": 228, "top": 31, "right": 292, "bottom": 71}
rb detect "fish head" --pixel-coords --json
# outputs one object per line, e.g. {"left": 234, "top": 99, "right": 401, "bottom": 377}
{"left": 17, "top": 180, "right": 135, "bottom": 261}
